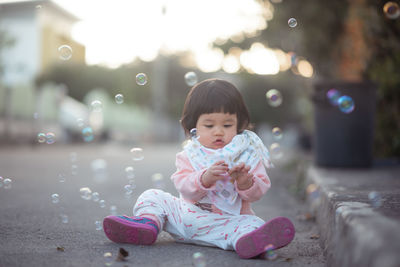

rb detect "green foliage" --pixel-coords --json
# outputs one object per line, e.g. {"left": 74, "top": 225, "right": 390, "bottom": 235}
{"left": 365, "top": 1, "right": 400, "bottom": 157}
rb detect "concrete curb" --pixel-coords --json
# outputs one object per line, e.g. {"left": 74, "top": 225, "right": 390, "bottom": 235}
{"left": 306, "top": 165, "right": 400, "bottom": 267}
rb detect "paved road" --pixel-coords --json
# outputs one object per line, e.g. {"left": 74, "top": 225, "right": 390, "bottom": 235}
{"left": 0, "top": 142, "right": 325, "bottom": 267}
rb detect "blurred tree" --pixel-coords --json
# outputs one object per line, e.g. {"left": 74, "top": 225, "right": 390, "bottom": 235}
{"left": 257, "top": 0, "right": 400, "bottom": 158}
{"left": 0, "top": 28, "right": 15, "bottom": 79}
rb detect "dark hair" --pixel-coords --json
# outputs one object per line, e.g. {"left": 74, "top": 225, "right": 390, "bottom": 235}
{"left": 180, "top": 78, "right": 251, "bottom": 135}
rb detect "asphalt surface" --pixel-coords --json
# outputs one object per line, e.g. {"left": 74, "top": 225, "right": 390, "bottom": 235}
{"left": 0, "top": 142, "right": 326, "bottom": 267}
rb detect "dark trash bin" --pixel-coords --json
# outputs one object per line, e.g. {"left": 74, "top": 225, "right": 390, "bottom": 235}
{"left": 312, "top": 81, "right": 377, "bottom": 168}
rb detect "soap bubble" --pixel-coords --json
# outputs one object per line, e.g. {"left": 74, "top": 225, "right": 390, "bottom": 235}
{"left": 104, "top": 252, "right": 113, "bottom": 266}
{"left": 99, "top": 199, "right": 106, "bottom": 208}
{"left": 263, "top": 244, "right": 278, "bottom": 260}
{"left": 76, "top": 118, "right": 85, "bottom": 128}
{"left": 326, "top": 88, "right": 341, "bottom": 106}
{"left": 136, "top": 73, "right": 148, "bottom": 85}
{"left": 82, "top": 127, "right": 94, "bottom": 142}
{"left": 272, "top": 127, "right": 283, "bottom": 140}
{"left": 270, "top": 143, "right": 283, "bottom": 159}
{"left": 368, "top": 191, "right": 382, "bottom": 208}
{"left": 151, "top": 173, "right": 165, "bottom": 189}
{"left": 288, "top": 18, "right": 298, "bottom": 28}
{"left": 190, "top": 128, "right": 197, "bottom": 138}
{"left": 130, "top": 147, "right": 144, "bottom": 161}
{"left": 306, "top": 183, "right": 320, "bottom": 201}
{"left": 95, "top": 220, "right": 102, "bottom": 230}
{"left": 192, "top": 252, "right": 206, "bottom": 267}
{"left": 124, "top": 184, "right": 133, "bottom": 196}
{"left": 110, "top": 205, "right": 118, "bottom": 216}
{"left": 92, "top": 192, "right": 100, "bottom": 202}
{"left": 71, "top": 164, "right": 78, "bottom": 176}
{"left": 115, "top": 94, "right": 124, "bottom": 104}
{"left": 70, "top": 152, "right": 77, "bottom": 162}
{"left": 79, "top": 187, "right": 92, "bottom": 200}
{"left": 266, "top": 89, "right": 282, "bottom": 107}
{"left": 383, "top": 1, "right": 400, "bottom": 19}
{"left": 90, "top": 100, "right": 103, "bottom": 112}
{"left": 184, "top": 72, "right": 198, "bottom": 86}
{"left": 37, "top": 133, "right": 46, "bottom": 143}
{"left": 60, "top": 214, "right": 68, "bottom": 224}
{"left": 125, "top": 166, "right": 135, "bottom": 179}
{"left": 58, "top": 173, "right": 66, "bottom": 184}
{"left": 3, "top": 178, "right": 12, "bottom": 189}
{"left": 58, "top": 45, "right": 72, "bottom": 60}
{"left": 338, "top": 95, "right": 355, "bottom": 114}
{"left": 51, "top": 193, "right": 60, "bottom": 204}
{"left": 45, "top": 132, "right": 56, "bottom": 144}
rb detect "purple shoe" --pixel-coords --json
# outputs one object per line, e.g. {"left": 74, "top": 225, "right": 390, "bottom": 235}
{"left": 235, "top": 216, "right": 295, "bottom": 259}
{"left": 103, "top": 215, "right": 159, "bottom": 245}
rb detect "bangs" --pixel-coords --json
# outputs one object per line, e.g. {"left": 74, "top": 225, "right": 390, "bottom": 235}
{"left": 181, "top": 78, "right": 250, "bottom": 134}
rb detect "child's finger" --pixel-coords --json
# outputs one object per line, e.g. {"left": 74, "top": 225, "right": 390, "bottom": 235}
{"left": 213, "top": 160, "right": 227, "bottom": 166}
{"left": 244, "top": 165, "right": 251, "bottom": 172}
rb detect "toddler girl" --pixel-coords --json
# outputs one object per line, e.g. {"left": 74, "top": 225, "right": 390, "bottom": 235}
{"left": 103, "top": 78, "right": 295, "bottom": 258}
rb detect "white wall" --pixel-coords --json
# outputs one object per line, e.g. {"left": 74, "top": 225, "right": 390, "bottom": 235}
{"left": 0, "top": 3, "right": 40, "bottom": 86}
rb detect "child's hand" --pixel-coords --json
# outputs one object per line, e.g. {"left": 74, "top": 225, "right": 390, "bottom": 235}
{"left": 229, "top": 163, "right": 254, "bottom": 190}
{"left": 201, "top": 160, "right": 229, "bottom": 188}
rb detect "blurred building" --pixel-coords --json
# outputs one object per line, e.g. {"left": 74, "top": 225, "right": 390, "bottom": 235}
{"left": 0, "top": 0, "right": 85, "bottom": 86}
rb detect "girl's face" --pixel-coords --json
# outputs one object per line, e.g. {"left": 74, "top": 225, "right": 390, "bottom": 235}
{"left": 195, "top": 112, "right": 238, "bottom": 149}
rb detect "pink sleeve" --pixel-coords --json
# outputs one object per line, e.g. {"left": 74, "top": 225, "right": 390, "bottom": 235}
{"left": 235, "top": 161, "right": 271, "bottom": 202}
{"left": 171, "top": 151, "right": 216, "bottom": 202}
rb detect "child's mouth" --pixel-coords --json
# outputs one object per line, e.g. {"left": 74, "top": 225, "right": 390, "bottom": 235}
{"left": 214, "top": 139, "right": 224, "bottom": 146}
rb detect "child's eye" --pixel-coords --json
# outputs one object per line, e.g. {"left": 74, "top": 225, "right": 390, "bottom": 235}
{"left": 204, "top": 125, "right": 213, "bottom": 128}
{"left": 224, "top": 124, "right": 232, "bottom": 128}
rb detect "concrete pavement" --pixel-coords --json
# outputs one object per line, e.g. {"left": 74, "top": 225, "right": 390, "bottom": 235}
{"left": 0, "top": 143, "right": 326, "bottom": 267}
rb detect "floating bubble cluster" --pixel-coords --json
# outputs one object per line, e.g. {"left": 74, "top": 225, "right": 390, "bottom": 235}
{"left": 130, "top": 147, "right": 144, "bottom": 161}
{"left": 58, "top": 45, "right": 72, "bottom": 60}
{"left": 338, "top": 95, "right": 355, "bottom": 114}
{"left": 288, "top": 18, "right": 298, "bottom": 28}
{"left": 184, "top": 72, "right": 198, "bottom": 87}
{"left": 266, "top": 89, "right": 283, "bottom": 107}
{"left": 192, "top": 252, "right": 206, "bottom": 267}
{"left": 383, "top": 1, "right": 400, "bottom": 19}
{"left": 326, "top": 89, "right": 355, "bottom": 114}
{"left": 136, "top": 73, "right": 148, "bottom": 85}
{"left": 115, "top": 94, "right": 124, "bottom": 104}
{"left": 37, "top": 132, "right": 56, "bottom": 144}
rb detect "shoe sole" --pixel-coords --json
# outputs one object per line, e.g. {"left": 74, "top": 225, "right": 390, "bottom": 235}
{"left": 103, "top": 216, "right": 157, "bottom": 245}
{"left": 235, "top": 216, "right": 295, "bottom": 259}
